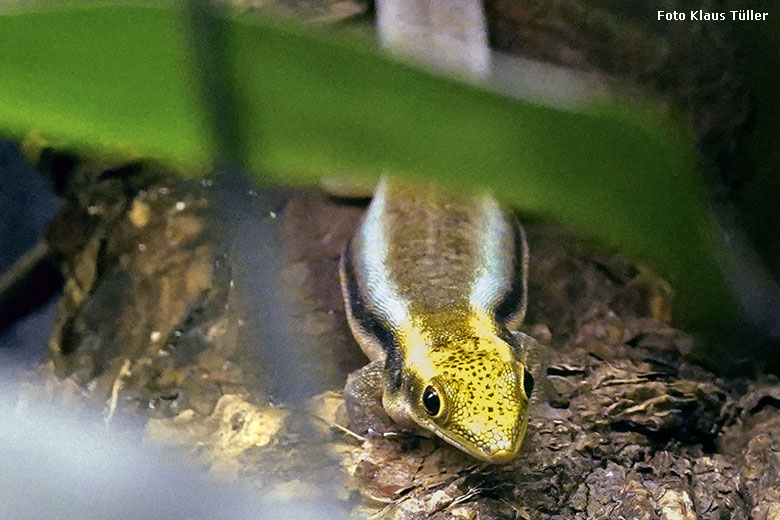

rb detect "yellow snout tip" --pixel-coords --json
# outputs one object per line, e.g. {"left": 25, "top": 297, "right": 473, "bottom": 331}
{"left": 477, "top": 440, "right": 521, "bottom": 464}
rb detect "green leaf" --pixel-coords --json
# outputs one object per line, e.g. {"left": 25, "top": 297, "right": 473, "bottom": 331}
{"left": 0, "top": 2, "right": 747, "bottom": 363}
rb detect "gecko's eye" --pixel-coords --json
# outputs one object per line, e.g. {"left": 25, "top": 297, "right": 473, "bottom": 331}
{"left": 422, "top": 385, "right": 441, "bottom": 416}
{"left": 523, "top": 368, "right": 535, "bottom": 398}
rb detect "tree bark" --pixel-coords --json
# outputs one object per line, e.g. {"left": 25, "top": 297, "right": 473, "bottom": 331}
{"left": 35, "top": 163, "right": 780, "bottom": 519}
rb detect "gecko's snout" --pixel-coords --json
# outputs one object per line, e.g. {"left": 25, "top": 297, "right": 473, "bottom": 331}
{"left": 430, "top": 360, "right": 530, "bottom": 464}
{"left": 470, "top": 424, "right": 524, "bottom": 464}
{"left": 481, "top": 446, "right": 519, "bottom": 464}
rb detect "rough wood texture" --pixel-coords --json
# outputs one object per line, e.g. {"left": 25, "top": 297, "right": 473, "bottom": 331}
{"left": 33, "top": 162, "right": 780, "bottom": 519}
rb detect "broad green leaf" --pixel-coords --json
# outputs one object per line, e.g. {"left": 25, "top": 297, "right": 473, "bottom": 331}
{"left": 0, "top": 2, "right": 748, "bottom": 364}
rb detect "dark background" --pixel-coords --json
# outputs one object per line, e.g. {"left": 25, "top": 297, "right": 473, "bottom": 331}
{"left": 0, "top": 140, "right": 60, "bottom": 370}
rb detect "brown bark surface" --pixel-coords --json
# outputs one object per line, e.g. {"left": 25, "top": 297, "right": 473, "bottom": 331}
{"left": 31, "top": 163, "right": 779, "bottom": 519}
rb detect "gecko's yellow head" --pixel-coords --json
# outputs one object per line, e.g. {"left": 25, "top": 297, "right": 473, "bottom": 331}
{"left": 405, "top": 348, "right": 534, "bottom": 463}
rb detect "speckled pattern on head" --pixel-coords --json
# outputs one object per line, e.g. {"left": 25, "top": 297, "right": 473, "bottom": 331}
{"left": 424, "top": 330, "right": 527, "bottom": 458}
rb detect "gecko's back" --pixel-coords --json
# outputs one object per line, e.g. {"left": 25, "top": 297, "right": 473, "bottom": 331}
{"left": 348, "top": 178, "right": 527, "bottom": 340}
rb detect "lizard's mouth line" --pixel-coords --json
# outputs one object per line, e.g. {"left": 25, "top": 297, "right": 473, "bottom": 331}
{"left": 427, "top": 425, "right": 521, "bottom": 464}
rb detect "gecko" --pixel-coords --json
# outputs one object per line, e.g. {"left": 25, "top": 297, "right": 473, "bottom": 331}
{"left": 340, "top": 177, "right": 536, "bottom": 463}
{"left": 338, "top": 0, "right": 537, "bottom": 463}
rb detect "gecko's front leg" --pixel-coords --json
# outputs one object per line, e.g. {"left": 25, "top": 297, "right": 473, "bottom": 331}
{"left": 344, "top": 360, "right": 398, "bottom": 435}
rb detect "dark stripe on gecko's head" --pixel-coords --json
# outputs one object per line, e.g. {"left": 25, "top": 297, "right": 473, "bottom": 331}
{"left": 493, "top": 218, "right": 528, "bottom": 326}
{"left": 343, "top": 239, "right": 403, "bottom": 392}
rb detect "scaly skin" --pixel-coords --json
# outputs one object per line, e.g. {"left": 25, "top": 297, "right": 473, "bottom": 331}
{"left": 340, "top": 178, "right": 534, "bottom": 463}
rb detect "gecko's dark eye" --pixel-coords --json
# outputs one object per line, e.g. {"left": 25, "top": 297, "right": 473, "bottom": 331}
{"left": 422, "top": 385, "right": 441, "bottom": 416}
{"left": 523, "top": 368, "right": 535, "bottom": 398}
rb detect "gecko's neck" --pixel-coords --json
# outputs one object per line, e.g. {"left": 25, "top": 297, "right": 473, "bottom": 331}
{"left": 394, "top": 309, "right": 517, "bottom": 381}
